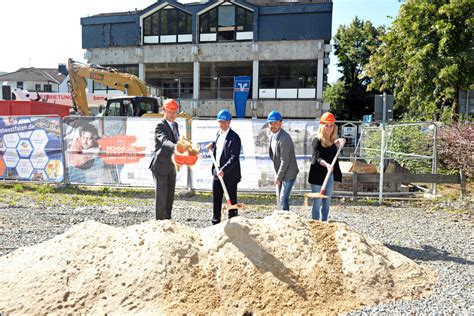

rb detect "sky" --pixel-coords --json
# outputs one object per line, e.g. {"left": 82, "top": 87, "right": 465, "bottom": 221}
{"left": 0, "top": 0, "right": 402, "bottom": 83}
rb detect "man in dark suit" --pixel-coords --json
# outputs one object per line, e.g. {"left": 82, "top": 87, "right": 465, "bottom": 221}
{"left": 206, "top": 109, "right": 242, "bottom": 225}
{"left": 149, "top": 98, "right": 181, "bottom": 220}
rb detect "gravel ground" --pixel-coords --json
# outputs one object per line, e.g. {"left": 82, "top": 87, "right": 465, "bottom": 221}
{"left": 0, "top": 190, "right": 472, "bottom": 314}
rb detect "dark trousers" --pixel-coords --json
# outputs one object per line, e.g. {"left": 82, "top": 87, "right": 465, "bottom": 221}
{"left": 212, "top": 177, "right": 238, "bottom": 225}
{"left": 152, "top": 170, "right": 176, "bottom": 220}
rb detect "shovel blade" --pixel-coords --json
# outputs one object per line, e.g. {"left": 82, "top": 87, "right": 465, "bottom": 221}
{"left": 304, "top": 192, "right": 329, "bottom": 199}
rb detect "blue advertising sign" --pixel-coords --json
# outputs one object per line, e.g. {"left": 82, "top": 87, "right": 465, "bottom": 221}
{"left": 233, "top": 76, "right": 251, "bottom": 118}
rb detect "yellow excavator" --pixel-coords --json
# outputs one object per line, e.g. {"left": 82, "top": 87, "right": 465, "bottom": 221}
{"left": 67, "top": 58, "right": 160, "bottom": 116}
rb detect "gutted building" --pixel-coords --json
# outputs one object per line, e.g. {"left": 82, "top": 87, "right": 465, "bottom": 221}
{"left": 81, "top": 0, "right": 333, "bottom": 118}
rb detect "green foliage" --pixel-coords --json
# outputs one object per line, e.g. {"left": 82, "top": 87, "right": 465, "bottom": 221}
{"left": 323, "top": 81, "right": 347, "bottom": 118}
{"left": 12, "top": 184, "right": 23, "bottom": 193}
{"left": 366, "top": 0, "right": 474, "bottom": 120}
{"left": 437, "top": 122, "right": 473, "bottom": 178}
{"left": 328, "top": 17, "right": 385, "bottom": 120}
{"left": 36, "top": 184, "right": 55, "bottom": 194}
{"left": 386, "top": 125, "right": 433, "bottom": 173}
{"left": 361, "top": 123, "right": 434, "bottom": 174}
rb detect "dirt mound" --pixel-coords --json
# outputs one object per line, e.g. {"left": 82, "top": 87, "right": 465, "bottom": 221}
{"left": 0, "top": 211, "right": 435, "bottom": 314}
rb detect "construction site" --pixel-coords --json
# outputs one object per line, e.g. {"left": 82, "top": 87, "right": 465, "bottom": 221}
{"left": 1, "top": 0, "right": 472, "bottom": 314}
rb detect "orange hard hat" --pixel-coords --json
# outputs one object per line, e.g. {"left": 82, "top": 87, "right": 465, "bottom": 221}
{"left": 320, "top": 112, "right": 336, "bottom": 124}
{"left": 162, "top": 99, "right": 179, "bottom": 111}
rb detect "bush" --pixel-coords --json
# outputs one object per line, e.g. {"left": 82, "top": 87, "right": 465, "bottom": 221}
{"left": 360, "top": 123, "right": 434, "bottom": 174}
{"left": 437, "top": 122, "right": 473, "bottom": 178}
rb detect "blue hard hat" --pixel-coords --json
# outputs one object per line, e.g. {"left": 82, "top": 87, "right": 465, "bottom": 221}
{"left": 216, "top": 109, "right": 232, "bottom": 121}
{"left": 267, "top": 111, "right": 282, "bottom": 122}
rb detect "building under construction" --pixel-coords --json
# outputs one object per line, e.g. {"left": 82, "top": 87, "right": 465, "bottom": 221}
{"left": 81, "top": 0, "right": 333, "bottom": 118}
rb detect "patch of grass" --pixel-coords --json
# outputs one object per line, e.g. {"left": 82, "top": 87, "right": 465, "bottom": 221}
{"left": 12, "top": 184, "right": 24, "bottom": 193}
{"left": 446, "top": 208, "right": 467, "bottom": 214}
{"left": 36, "top": 184, "right": 54, "bottom": 194}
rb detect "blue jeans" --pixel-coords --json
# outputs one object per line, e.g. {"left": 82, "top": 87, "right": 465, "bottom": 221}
{"left": 311, "top": 174, "right": 334, "bottom": 221}
{"left": 278, "top": 179, "right": 296, "bottom": 211}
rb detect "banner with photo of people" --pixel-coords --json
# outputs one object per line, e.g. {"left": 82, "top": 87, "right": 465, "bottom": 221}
{"left": 191, "top": 119, "right": 317, "bottom": 191}
{"left": 0, "top": 116, "right": 64, "bottom": 182}
{"left": 63, "top": 116, "right": 188, "bottom": 187}
{"left": 1, "top": 115, "right": 319, "bottom": 189}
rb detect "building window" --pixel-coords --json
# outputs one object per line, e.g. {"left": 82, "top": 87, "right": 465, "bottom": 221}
{"left": 143, "top": 7, "right": 192, "bottom": 44}
{"left": 199, "top": 4, "right": 253, "bottom": 42}
{"left": 178, "top": 10, "right": 192, "bottom": 34}
{"left": 145, "top": 63, "right": 194, "bottom": 99}
{"left": 43, "top": 84, "right": 52, "bottom": 92}
{"left": 35, "top": 84, "right": 41, "bottom": 91}
{"left": 259, "top": 61, "right": 317, "bottom": 99}
{"left": 236, "top": 6, "right": 253, "bottom": 32}
{"left": 17, "top": 82, "right": 23, "bottom": 89}
{"left": 200, "top": 61, "right": 252, "bottom": 99}
{"left": 218, "top": 5, "right": 235, "bottom": 41}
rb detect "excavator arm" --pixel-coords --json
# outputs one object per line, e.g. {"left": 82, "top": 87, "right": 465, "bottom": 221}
{"left": 67, "top": 58, "right": 149, "bottom": 115}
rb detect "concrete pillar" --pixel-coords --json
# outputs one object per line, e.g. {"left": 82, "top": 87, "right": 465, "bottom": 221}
{"left": 138, "top": 63, "right": 145, "bottom": 81}
{"left": 193, "top": 61, "right": 200, "bottom": 100}
{"left": 252, "top": 60, "right": 259, "bottom": 100}
{"left": 317, "top": 58, "right": 324, "bottom": 100}
{"left": 87, "top": 79, "right": 94, "bottom": 93}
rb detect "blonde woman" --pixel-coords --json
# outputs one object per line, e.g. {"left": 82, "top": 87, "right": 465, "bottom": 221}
{"left": 308, "top": 112, "right": 346, "bottom": 221}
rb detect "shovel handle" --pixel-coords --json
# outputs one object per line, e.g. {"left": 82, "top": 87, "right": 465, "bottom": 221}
{"left": 320, "top": 144, "right": 344, "bottom": 193}
{"left": 208, "top": 149, "right": 233, "bottom": 205}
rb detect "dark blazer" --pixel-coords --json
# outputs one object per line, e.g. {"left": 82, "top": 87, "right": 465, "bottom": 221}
{"left": 269, "top": 128, "right": 299, "bottom": 182}
{"left": 149, "top": 119, "right": 178, "bottom": 175}
{"left": 308, "top": 137, "right": 342, "bottom": 185}
{"left": 211, "top": 128, "right": 241, "bottom": 184}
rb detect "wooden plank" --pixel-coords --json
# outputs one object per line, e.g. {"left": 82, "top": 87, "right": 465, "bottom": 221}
{"left": 354, "top": 173, "right": 461, "bottom": 184}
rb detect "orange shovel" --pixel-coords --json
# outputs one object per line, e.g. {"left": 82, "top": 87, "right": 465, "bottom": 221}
{"left": 306, "top": 143, "right": 344, "bottom": 200}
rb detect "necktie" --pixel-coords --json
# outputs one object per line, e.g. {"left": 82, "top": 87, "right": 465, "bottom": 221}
{"left": 173, "top": 122, "right": 179, "bottom": 142}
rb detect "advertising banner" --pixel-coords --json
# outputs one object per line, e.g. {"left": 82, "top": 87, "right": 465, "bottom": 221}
{"left": 191, "top": 119, "right": 260, "bottom": 190}
{"left": 191, "top": 119, "right": 316, "bottom": 191}
{"left": 0, "top": 116, "right": 64, "bottom": 182}
{"left": 250, "top": 119, "right": 317, "bottom": 191}
{"left": 233, "top": 76, "right": 251, "bottom": 118}
{"left": 63, "top": 117, "right": 188, "bottom": 187}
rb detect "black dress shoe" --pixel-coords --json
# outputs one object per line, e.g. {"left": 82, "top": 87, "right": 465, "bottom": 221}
{"left": 212, "top": 218, "right": 221, "bottom": 225}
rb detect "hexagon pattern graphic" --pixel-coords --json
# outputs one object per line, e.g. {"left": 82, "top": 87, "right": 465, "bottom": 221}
{"left": 3, "top": 133, "right": 20, "bottom": 148}
{"left": 30, "top": 130, "right": 49, "bottom": 150}
{"left": 4, "top": 149, "right": 20, "bottom": 168}
{"left": 17, "top": 139, "right": 33, "bottom": 158}
{"left": 1, "top": 118, "right": 64, "bottom": 182}
{"left": 16, "top": 159, "right": 34, "bottom": 178}
{"left": 31, "top": 149, "right": 49, "bottom": 169}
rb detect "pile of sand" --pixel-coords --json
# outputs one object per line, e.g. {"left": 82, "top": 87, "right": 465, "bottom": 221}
{"left": 0, "top": 211, "right": 434, "bottom": 314}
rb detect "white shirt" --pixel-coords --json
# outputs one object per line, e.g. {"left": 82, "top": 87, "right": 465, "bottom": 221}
{"left": 270, "top": 129, "right": 281, "bottom": 154}
{"left": 216, "top": 128, "right": 230, "bottom": 166}
{"left": 165, "top": 119, "right": 178, "bottom": 141}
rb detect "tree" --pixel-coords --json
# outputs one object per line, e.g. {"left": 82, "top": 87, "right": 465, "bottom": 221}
{"left": 327, "top": 17, "right": 385, "bottom": 120}
{"left": 366, "top": 0, "right": 474, "bottom": 121}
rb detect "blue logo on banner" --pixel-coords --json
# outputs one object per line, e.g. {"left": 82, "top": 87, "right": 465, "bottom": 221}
{"left": 233, "top": 76, "right": 251, "bottom": 118}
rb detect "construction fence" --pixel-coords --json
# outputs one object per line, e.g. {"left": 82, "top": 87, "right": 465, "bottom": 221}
{"left": 0, "top": 115, "right": 446, "bottom": 199}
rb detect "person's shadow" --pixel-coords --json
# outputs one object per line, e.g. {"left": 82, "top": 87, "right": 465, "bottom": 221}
{"left": 223, "top": 220, "right": 307, "bottom": 299}
{"left": 385, "top": 244, "right": 474, "bottom": 265}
